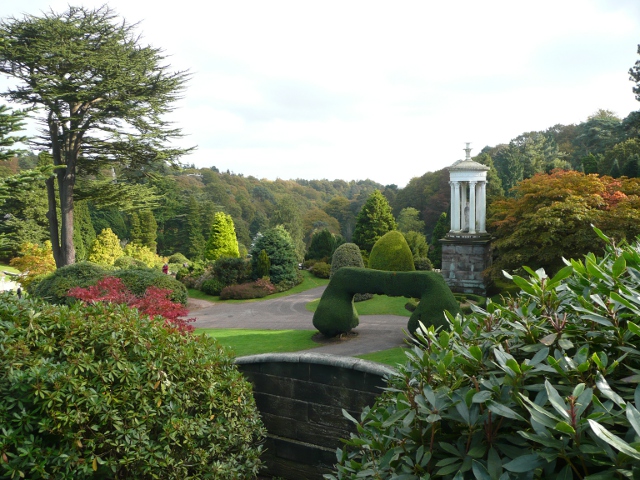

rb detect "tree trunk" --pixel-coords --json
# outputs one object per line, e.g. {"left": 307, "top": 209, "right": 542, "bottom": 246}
{"left": 57, "top": 166, "right": 76, "bottom": 266}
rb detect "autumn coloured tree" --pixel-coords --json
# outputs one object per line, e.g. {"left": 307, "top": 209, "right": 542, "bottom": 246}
{"left": 9, "top": 241, "right": 56, "bottom": 288}
{"left": 204, "top": 212, "right": 240, "bottom": 262}
{"left": 487, "top": 170, "right": 640, "bottom": 283}
{"left": 352, "top": 190, "right": 397, "bottom": 252}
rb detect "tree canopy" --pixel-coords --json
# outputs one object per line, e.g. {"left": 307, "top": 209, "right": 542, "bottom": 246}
{"left": 352, "top": 190, "right": 397, "bottom": 252}
{"left": 0, "top": 6, "right": 191, "bottom": 266}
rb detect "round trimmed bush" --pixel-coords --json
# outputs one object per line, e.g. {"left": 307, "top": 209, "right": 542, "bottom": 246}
{"left": 413, "top": 256, "right": 433, "bottom": 271}
{"left": 0, "top": 294, "right": 265, "bottom": 479}
{"left": 368, "top": 230, "right": 415, "bottom": 271}
{"left": 30, "top": 261, "right": 109, "bottom": 304}
{"left": 112, "top": 268, "right": 188, "bottom": 305}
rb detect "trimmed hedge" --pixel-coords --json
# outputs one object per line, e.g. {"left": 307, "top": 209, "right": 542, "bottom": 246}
{"left": 312, "top": 267, "right": 460, "bottom": 337}
{"left": 0, "top": 294, "right": 265, "bottom": 479}
{"left": 368, "top": 230, "right": 415, "bottom": 271}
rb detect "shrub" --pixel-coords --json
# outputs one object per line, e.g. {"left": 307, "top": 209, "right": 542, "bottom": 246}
{"left": 113, "top": 255, "right": 147, "bottom": 270}
{"left": 168, "top": 252, "right": 189, "bottom": 265}
{"left": 30, "top": 261, "right": 108, "bottom": 304}
{"left": 310, "top": 261, "right": 331, "bottom": 278}
{"left": 212, "top": 256, "right": 250, "bottom": 288}
{"left": 368, "top": 230, "right": 415, "bottom": 271}
{"left": 328, "top": 229, "right": 640, "bottom": 478}
{"left": 122, "top": 242, "right": 166, "bottom": 268}
{"left": 330, "top": 243, "right": 372, "bottom": 302}
{"left": 112, "top": 268, "right": 188, "bottom": 305}
{"left": 220, "top": 278, "right": 276, "bottom": 300}
{"left": 201, "top": 277, "right": 225, "bottom": 296}
{"left": 8, "top": 241, "right": 56, "bottom": 289}
{"left": 0, "top": 294, "right": 265, "bottom": 479}
{"left": 256, "top": 249, "right": 271, "bottom": 278}
{"left": 414, "top": 256, "right": 433, "bottom": 271}
{"left": 306, "top": 228, "right": 337, "bottom": 261}
{"left": 250, "top": 226, "right": 298, "bottom": 285}
{"left": 88, "top": 228, "right": 123, "bottom": 266}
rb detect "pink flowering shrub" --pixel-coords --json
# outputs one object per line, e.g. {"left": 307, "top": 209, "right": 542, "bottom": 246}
{"left": 68, "top": 276, "right": 194, "bottom": 333}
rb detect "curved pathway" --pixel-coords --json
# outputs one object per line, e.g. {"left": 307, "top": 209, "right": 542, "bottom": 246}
{"left": 189, "top": 286, "right": 411, "bottom": 356}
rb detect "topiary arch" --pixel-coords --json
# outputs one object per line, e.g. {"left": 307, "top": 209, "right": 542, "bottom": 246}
{"left": 312, "top": 267, "right": 460, "bottom": 337}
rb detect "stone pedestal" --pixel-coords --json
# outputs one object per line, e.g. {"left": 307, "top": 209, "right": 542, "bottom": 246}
{"left": 440, "top": 233, "right": 491, "bottom": 295}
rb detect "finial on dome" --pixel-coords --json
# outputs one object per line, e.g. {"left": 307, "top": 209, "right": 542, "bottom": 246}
{"left": 464, "top": 142, "right": 472, "bottom": 160}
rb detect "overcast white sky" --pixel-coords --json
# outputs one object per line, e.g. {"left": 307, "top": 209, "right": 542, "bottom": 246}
{"left": 1, "top": 0, "right": 639, "bottom": 187}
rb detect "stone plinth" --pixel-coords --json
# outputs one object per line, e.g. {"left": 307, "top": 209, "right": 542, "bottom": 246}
{"left": 440, "top": 233, "right": 491, "bottom": 295}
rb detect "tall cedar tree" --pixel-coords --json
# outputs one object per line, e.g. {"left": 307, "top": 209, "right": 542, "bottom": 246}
{"left": 0, "top": 105, "right": 28, "bottom": 161}
{"left": 204, "top": 212, "right": 240, "bottom": 262}
{"left": 352, "top": 190, "right": 397, "bottom": 252}
{"left": 0, "top": 6, "right": 190, "bottom": 266}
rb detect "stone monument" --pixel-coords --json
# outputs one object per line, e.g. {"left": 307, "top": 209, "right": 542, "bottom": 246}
{"left": 440, "top": 143, "right": 491, "bottom": 294}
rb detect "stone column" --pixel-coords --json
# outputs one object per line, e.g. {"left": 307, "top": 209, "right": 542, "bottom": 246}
{"left": 468, "top": 181, "right": 477, "bottom": 234}
{"left": 451, "top": 181, "right": 461, "bottom": 231}
{"left": 478, "top": 181, "right": 487, "bottom": 233}
{"left": 460, "top": 182, "right": 468, "bottom": 231}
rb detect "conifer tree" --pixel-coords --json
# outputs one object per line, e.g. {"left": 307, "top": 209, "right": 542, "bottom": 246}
{"left": 185, "top": 197, "right": 205, "bottom": 260}
{"left": 88, "top": 228, "right": 124, "bottom": 266}
{"left": 428, "top": 212, "right": 449, "bottom": 269}
{"left": 129, "top": 212, "right": 142, "bottom": 245}
{"left": 204, "top": 212, "right": 240, "bottom": 262}
{"left": 0, "top": 104, "right": 27, "bottom": 161}
{"left": 352, "top": 190, "right": 397, "bottom": 252}
{"left": 138, "top": 210, "right": 158, "bottom": 252}
{"left": 72, "top": 201, "right": 96, "bottom": 261}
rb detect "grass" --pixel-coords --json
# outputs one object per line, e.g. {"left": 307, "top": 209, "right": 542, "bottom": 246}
{"left": 195, "top": 328, "right": 320, "bottom": 357}
{"left": 356, "top": 347, "right": 410, "bottom": 366}
{"left": 306, "top": 294, "right": 412, "bottom": 317}
{"left": 188, "top": 270, "right": 329, "bottom": 304}
{"left": 0, "top": 264, "right": 20, "bottom": 275}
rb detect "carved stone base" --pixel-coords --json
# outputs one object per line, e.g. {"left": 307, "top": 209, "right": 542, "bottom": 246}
{"left": 440, "top": 234, "right": 491, "bottom": 295}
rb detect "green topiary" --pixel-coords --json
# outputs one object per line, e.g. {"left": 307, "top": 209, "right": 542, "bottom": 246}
{"left": 330, "top": 243, "right": 372, "bottom": 302}
{"left": 368, "top": 230, "right": 415, "bottom": 271}
{"left": 312, "top": 267, "right": 459, "bottom": 337}
{"left": 0, "top": 294, "right": 265, "bottom": 479}
{"left": 30, "top": 261, "right": 109, "bottom": 304}
{"left": 328, "top": 229, "right": 640, "bottom": 478}
{"left": 112, "top": 268, "right": 188, "bottom": 305}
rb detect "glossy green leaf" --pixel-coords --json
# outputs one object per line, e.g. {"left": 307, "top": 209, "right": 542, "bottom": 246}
{"left": 595, "top": 373, "right": 625, "bottom": 407}
{"left": 502, "top": 454, "right": 545, "bottom": 473}
{"left": 554, "top": 421, "right": 575, "bottom": 435}
{"left": 588, "top": 419, "right": 640, "bottom": 460}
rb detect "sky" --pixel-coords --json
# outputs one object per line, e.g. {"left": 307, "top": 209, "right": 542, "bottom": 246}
{"left": 1, "top": 1, "right": 639, "bottom": 188}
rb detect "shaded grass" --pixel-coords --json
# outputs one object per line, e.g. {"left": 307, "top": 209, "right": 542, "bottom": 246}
{"left": 194, "top": 328, "right": 320, "bottom": 357}
{"left": 0, "top": 264, "right": 20, "bottom": 275}
{"left": 356, "top": 347, "right": 410, "bottom": 367}
{"left": 188, "top": 270, "right": 329, "bottom": 304}
{"left": 306, "top": 294, "right": 412, "bottom": 317}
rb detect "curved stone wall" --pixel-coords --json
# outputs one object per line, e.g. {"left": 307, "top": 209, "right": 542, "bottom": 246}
{"left": 236, "top": 352, "right": 396, "bottom": 480}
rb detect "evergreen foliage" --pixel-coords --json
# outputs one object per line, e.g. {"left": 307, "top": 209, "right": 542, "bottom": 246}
{"left": 329, "top": 231, "right": 640, "bottom": 479}
{"left": 122, "top": 243, "right": 165, "bottom": 268}
{"left": 306, "top": 228, "right": 337, "bottom": 261}
{"left": 112, "top": 269, "right": 187, "bottom": 305}
{"left": 353, "top": 190, "right": 397, "bottom": 252}
{"left": 138, "top": 209, "right": 158, "bottom": 252}
{"left": 256, "top": 249, "right": 271, "bottom": 278}
{"left": 204, "top": 212, "right": 240, "bottom": 262}
{"left": 369, "top": 231, "right": 415, "bottom": 272}
{"left": 129, "top": 212, "right": 142, "bottom": 244}
{"left": 0, "top": 6, "right": 191, "bottom": 266}
{"left": 0, "top": 104, "right": 27, "bottom": 161}
{"left": 72, "top": 201, "right": 96, "bottom": 262}
{"left": 185, "top": 196, "right": 206, "bottom": 260}
{"left": 330, "top": 243, "right": 366, "bottom": 277}
{"left": 30, "top": 262, "right": 108, "bottom": 304}
{"left": 212, "top": 256, "right": 250, "bottom": 288}
{"left": 88, "top": 228, "right": 124, "bottom": 266}
{"left": 397, "top": 207, "right": 425, "bottom": 234}
{"left": 250, "top": 226, "right": 299, "bottom": 285}
{"left": 313, "top": 267, "right": 459, "bottom": 337}
{"left": 0, "top": 294, "right": 264, "bottom": 479}
{"left": 428, "top": 212, "right": 449, "bottom": 269}
{"left": 402, "top": 230, "right": 429, "bottom": 259}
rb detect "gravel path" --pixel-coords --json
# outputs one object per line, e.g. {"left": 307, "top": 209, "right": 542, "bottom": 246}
{"left": 189, "top": 286, "right": 411, "bottom": 356}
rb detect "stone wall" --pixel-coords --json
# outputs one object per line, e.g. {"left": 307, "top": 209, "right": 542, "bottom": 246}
{"left": 236, "top": 352, "right": 395, "bottom": 480}
{"left": 440, "top": 235, "right": 491, "bottom": 294}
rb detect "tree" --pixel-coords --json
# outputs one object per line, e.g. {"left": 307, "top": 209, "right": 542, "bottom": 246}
{"left": 271, "top": 194, "right": 305, "bottom": 261}
{"left": 138, "top": 210, "right": 158, "bottom": 252}
{"left": 250, "top": 226, "right": 298, "bottom": 285}
{"left": 396, "top": 207, "right": 425, "bottom": 234}
{"left": 306, "top": 228, "right": 337, "bottom": 261}
{"left": 9, "top": 241, "right": 56, "bottom": 288}
{"left": 72, "top": 200, "right": 96, "bottom": 261}
{"left": 428, "top": 212, "right": 449, "bottom": 269}
{"left": 204, "top": 212, "right": 240, "bottom": 262}
{"left": 0, "top": 104, "right": 28, "bottom": 161}
{"left": 0, "top": 6, "right": 190, "bottom": 267}
{"left": 352, "top": 190, "right": 397, "bottom": 253}
{"left": 88, "top": 228, "right": 124, "bottom": 266}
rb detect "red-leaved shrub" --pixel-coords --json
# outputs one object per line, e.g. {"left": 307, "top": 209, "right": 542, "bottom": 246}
{"left": 220, "top": 278, "right": 276, "bottom": 300}
{"left": 68, "top": 277, "right": 195, "bottom": 333}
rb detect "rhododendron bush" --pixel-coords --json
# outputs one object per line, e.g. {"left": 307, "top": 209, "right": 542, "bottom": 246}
{"left": 68, "top": 276, "right": 194, "bottom": 333}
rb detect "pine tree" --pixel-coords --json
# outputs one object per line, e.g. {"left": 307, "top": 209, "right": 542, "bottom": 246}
{"left": 138, "top": 210, "right": 158, "bottom": 252}
{"left": 428, "top": 212, "right": 449, "bottom": 269}
{"left": 0, "top": 104, "right": 27, "bottom": 161}
{"left": 352, "top": 190, "right": 397, "bottom": 252}
{"left": 204, "top": 212, "right": 240, "bottom": 262}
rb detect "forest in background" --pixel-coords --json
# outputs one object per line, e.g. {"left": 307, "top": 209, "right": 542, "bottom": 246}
{"left": 2, "top": 107, "right": 640, "bottom": 268}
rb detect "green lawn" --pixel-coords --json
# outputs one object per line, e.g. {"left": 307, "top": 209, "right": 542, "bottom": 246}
{"left": 305, "top": 294, "right": 412, "bottom": 317}
{"left": 356, "top": 347, "right": 410, "bottom": 366}
{"left": 195, "top": 328, "right": 320, "bottom": 357}
{"left": 188, "top": 270, "right": 329, "bottom": 304}
{"left": 0, "top": 264, "right": 20, "bottom": 274}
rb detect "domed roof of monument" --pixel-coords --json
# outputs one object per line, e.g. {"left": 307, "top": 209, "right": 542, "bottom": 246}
{"left": 448, "top": 159, "right": 490, "bottom": 171}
